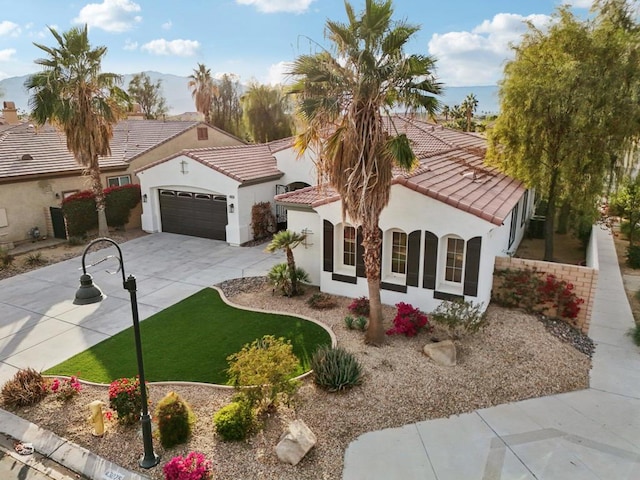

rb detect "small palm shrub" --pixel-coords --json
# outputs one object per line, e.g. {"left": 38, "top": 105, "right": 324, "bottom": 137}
{"left": 213, "top": 398, "right": 256, "bottom": 441}
{"left": 108, "top": 376, "right": 146, "bottom": 425}
{"left": 267, "top": 263, "right": 310, "bottom": 296}
{"left": 1, "top": 368, "right": 48, "bottom": 408}
{"left": 347, "top": 296, "right": 370, "bottom": 317}
{"left": 155, "top": 391, "right": 195, "bottom": 448}
{"left": 430, "top": 299, "right": 488, "bottom": 339}
{"left": 226, "top": 335, "right": 301, "bottom": 414}
{"left": 163, "top": 451, "right": 213, "bottom": 480}
{"left": 25, "top": 252, "right": 46, "bottom": 266}
{"left": 311, "top": 345, "right": 363, "bottom": 392}
{"left": 307, "top": 292, "right": 337, "bottom": 310}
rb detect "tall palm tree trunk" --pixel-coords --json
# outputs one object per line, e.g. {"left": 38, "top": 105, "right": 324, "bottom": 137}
{"left": 88, "top": 162, "right": 109, "bottom": 237}
{"left": 362, "top": 223, "right": 384, "bottom": 345}
{"left": 285, "top": 247, "right": 298, "bottom": 295}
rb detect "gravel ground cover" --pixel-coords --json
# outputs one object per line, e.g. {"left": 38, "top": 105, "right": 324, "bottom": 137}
{"left": 5, "top": 277, "right": 592, "bottom": 480}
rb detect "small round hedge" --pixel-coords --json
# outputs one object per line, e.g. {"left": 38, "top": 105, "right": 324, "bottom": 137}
{"left": 213, "top": 399, "right": 255, "bottom": 441}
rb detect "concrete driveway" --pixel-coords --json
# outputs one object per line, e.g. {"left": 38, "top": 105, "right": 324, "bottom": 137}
{"left": 0, "top": 232, "right": 283, "bottom": 384}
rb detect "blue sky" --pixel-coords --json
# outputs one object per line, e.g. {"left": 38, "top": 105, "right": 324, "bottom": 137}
{"left": 0, "top": 0, "right": 595, "bottom": 86}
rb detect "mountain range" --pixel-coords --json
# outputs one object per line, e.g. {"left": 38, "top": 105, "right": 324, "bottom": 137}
{"left": 0, "top": 72, "right": 499, "bottom": 117}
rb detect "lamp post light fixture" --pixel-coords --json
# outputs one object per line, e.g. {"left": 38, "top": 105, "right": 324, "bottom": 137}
{"left": 73, "top": 237, "right": 159, "bottom": 469}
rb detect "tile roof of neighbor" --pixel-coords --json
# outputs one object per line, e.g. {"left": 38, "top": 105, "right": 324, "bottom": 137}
{"left": 0, "top": 120, "right": 203, "bottom": 182}
{"left": 275, "top": 116, "right": 524, "bottom": 226}
{"left": 137, "top": 143, "right": 284, "bottom": 185}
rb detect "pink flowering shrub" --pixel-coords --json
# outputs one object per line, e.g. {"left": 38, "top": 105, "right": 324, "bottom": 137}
{"left": 108, "top": 376, "right": 147, "bottom": 425}
{"left": 163, "top": 452, "right": 213, "bottom": 480}
{"left": 49, "top": 376, "right": 82, "bottom": 401}
{"left": 347, "top": 296, "right": 370, "bottom": 317}
{"left": 386, "top": 302, "right": 430, "bottom": 337}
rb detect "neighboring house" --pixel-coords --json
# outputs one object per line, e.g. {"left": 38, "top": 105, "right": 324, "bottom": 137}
{"left": 136, "top": 138, "right": 316, "bottom": 245}
{"left": 275, "top": 117, "right": 532, "bottom": 314}
{"left": 0, "top": 103, "right": 243, "bottom": 247}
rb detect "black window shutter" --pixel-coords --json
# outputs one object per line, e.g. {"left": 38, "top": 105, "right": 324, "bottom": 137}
{"left": 463, "top": 236, "right": 482, "bottom": 296}
{"left": 356, "top": 227, "right": 365, "bottom": 278}
{"left": 323, "top": 220, "right": 334, "bottom": 272}
{"left": 406, "top": 230, "right": 421, "bottom": 287}
{"left": 422, "top": 231, "right": 438, "bottom": 289}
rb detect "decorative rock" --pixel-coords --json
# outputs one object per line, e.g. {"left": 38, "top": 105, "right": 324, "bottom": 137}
{"left": 275, "top": 419, "right": 317, "bottom": 465}
{"left": 423, "top": 340, "right": 457, "bottom": 366}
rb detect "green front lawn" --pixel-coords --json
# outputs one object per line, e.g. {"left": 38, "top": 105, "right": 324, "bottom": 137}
{"left": 45, "top": 288, "right": 331, "bottom": 384}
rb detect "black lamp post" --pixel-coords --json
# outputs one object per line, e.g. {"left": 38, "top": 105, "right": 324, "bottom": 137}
{"left": 73, "top": 237, "right": 159, "bottom": 469}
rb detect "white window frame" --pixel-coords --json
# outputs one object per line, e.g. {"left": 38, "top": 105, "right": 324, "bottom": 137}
{"left": 107, "top": 175, "right": 131, "bottom": 187}
{"left": 334, "top": 223, "right": 357, "bottom": 276}
{"left": 438, "top": 235, "right": 466, "bottom": 293}
{"left": 382, "top": 229, "right": 408, "bottom": 284}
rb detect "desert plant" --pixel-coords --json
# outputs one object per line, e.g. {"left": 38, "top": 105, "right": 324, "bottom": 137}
{"left": 25, "top": 252, "right": 46, "bottom": 266}
{"left": 267, "top": 262, "right": 310, "bottom": 297}
{"left": 49, "top": 376, "right": 82, "bottom": 401}
{"left": 163, "top": 451, "right": 213, "bottom": 480}
{"left": 1, "top": 368, "right": 48, "bottom": 408}
{"left": 226, "top": 335, "right": 302, "bottom": 414}
{"left": 311, "top": 345, "right": 363, "bottom": 392}
{"left": 155, "top": 391, "right": 195, "bottom": 448}
{"left": 628, "top": 245, "right": 640, "bottom": 269}
{"left": 430, "top": 299, "right": 488, "bottom": 339}
{"left": 347, "top": 296, "right": 370, "bottom": 317}
{"left": 108, "top": 376, "right": 146, "bottom": 425}
{"left": 386, "top": 302, "right": 430, "bottom": 337}
{"left": 0, "top": 248, "right": 14, "bottom": 268}
{"left": 265, "top": 230, "right": 307, "bottom": 296}
{"left": 344, "top": 315, "right": 356, "bottom": 330}
{"left": 307, "top": 292, "right": 337, "bottom": 310}
{"left": 355, "top": 316, "right": 368, "bottom": 331}
{"left": 213, "top": 398, "right": 256, "bottom": 441}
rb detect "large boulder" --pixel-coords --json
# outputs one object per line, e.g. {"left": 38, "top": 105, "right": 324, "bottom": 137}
{"left": 275, "top": 419, "right": 317, "bottom": 465}
{"left": 423, "top": 340, "right": 457, "bottom": 366}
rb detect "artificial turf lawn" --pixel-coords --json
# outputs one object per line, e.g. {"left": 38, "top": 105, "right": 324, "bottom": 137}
{"left": 45, "top": 288, "right": 332, "bottom": 384}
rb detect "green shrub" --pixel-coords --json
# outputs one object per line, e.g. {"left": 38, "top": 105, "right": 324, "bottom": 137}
{"left": 213, "top": 399, "right": 256, "bottom": 441}
{"left": 344, "top": 315, "right": 355, "bottom": 330}
{"left": 155, "top": 391, "right": 195, "bottom": 448}
{"left": 267, "top": 263, "right": 310, "bottom": 297}
{"left": 1, "top": 368, "right": 48, "bottom": 408}
{"left": 67, "top": 236, "right": 86, "bottom": 246}
{"left": 226, "top": 335, "right": 301, "bottom": 414}
{"left": 311, "top": 345, "right": 363, "bottom": 392}
{"left": 630, "top": 324, "right": 640, "bottom": 346}
{"left": 0, "top": 248, "right": 14, "bottom": 268}
{"left": 25, "top": 252, "right": 46, "bottom": 266}
{"left": 108, "top": 377, "right": 146, "bottom": 425}
{"left": 307, "top": 292, "right": 337, "bottom": 310}
{"left": 430, "top": 299, "right": 488, "bottom": 339}
{"left": 355, "top": 316, "right": 367, "bottom": 331}
{"left": 62, "top": 190, "right": 97, "bottom": 237}
{"left": 105, "top": 184, "right": 141, "bottom": 228}
{"left": 627, "top": 245, "right": 640, "bottom": 269}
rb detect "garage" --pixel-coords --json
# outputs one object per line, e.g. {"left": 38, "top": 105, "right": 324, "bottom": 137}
{"left": 159, "top": 190, "right": 228, "bottom": 240}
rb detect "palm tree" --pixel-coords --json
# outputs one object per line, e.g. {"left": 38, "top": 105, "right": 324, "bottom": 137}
{"left": 442, "top": 105, "right": 450, "bottom": 122}
{"left": 25, "top": 25, "right": 127, "bottom": 237}
{"left": 188, "top": 63, "right": 215, "bottom": 124}
{"left": 462, "top": 93, "right": 478, "bottom": 132}
{"left": 289, "top": 0, "right": 442, "bottom": 345}
{"left": 265, "top": 230, "right": 307, "bottom": 296}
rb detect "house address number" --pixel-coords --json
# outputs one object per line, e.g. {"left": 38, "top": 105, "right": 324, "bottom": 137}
{"left": 102, "top": 471, "right": 125, "bottom": 480}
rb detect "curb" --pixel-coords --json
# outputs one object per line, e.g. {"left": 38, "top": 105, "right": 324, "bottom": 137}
{"left": 0, "top": 408, "right": 149, "bottom": 480}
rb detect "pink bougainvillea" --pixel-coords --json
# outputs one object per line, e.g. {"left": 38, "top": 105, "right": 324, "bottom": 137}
{"left": 386, "top": 302, "right": 430, "bottom": 337}
{"left": 163, "top": 451, "right": 213, "bottom": 480}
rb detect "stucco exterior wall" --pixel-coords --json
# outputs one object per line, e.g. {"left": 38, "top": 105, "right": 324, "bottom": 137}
{"left": 236, "top": 181, "right": 281, "bottom": 245}
{"left": 274, "top": 148, "right": 317, "bottom": 187}
{"left": 286, "top": 207, "right": 323, "bottom": 285}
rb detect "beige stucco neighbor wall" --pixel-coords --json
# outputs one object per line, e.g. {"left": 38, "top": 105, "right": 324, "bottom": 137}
{"left": 493, "top": 255, "right": 598, "bottom": 335}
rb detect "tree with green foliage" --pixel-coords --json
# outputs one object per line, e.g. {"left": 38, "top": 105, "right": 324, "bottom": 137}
{"left": 188, "top": 63, "right": 215, "bottom": 124}
{"left": 26, "top": 25, "right": 128, "bottom": 237}
{"left": 610, "top": 176, "right": 640, "bottom": 245}
{"left": 487, "top": 4, "right": 640, "bottom": 261}
{"left": 127, "top": 72, "right": 168, "bottom": 119}
{"left": 266, "top": 230, "right": 306, "bottom": 296}
{"left": 242, "top": 83, "right": 293, "bottom": 142}
{"left": 462, "top": 93, "right": 478, "bottom": 132}
{"left": 211, "top": 73, "right": 243, "bottom": 137}
{"left": 289, "top": 0, "right": 441, "bottom": 345}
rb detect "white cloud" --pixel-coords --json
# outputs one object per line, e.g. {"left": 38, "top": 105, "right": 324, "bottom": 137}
{"left": 162, "top": 20, "right": 172, "bottom": 30}
{"left": 140, "top": 39, "right": 200, "bottom": 56}
{"left": 0, "top": 21, "right": 21, "bottom": 37}
{"left": 267, "top": 61, "right": 291, "bottom": 85}
{"left": 428, "top": 13, "right": 552, "bottom": 86}
{"left": 236, "top": 0, "right": 314, "bottom": 14}
{"left": 123, "top": 39, "right": 138, "bottom": 50}
{"left": 74, "top": 0, "right": 142, "bottom": 33}
{"left": 565, "top": 0, "right": 593, "bottom": 8}
{"left": 0, "top": 48, "right": 16, "bottom": 61}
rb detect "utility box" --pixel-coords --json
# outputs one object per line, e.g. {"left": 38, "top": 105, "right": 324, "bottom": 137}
{"left": 528, "top": 215, "right": 546, "bottom": 239}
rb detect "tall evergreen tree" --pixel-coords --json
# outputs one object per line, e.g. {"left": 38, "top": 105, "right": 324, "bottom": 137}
{"left": 127, "top": 72, "right": 168, "bottom": 120}
{"left": 242, "top": 83, "right": 293, "bottom": 143}
{"left": 211, "top": 74, "right": 243, "bottom": 137}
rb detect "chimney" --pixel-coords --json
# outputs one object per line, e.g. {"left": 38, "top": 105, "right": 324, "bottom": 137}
{"left": 127, "top": 103, "right": 145, "bottom": 121}
{"left": 2, "top": 101, "right": 19, "bottom": 125}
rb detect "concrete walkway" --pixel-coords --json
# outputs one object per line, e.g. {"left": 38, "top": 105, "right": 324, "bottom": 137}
{"left": 343, "top": 227, "right": 640, "bottom": 480}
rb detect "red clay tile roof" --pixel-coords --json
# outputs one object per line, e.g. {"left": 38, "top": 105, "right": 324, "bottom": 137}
{"left": 0, "top": 120, "right": 204, "bottom": 182}
{"left": 276, "top": 116, "right": 524, "bottom": 226}
{"left": 137, "top": 143, "right": 284, "bottom": 185}
{"left": 267, "top": 136, "right": 294, "bottom": 154}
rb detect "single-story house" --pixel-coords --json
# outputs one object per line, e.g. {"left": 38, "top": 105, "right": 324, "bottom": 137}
{"left": 0, "top": 100, "right": 243, "bottom": 247}
{"left": 135, "top": 138, "right": 317, "bottom": 245}
{"left": 275, "top": 117, "right": 531, "bottom": 313}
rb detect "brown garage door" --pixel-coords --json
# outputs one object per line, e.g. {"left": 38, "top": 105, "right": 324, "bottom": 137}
{"left": 159, "top": 190, "right": 227, "bottom": 240}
